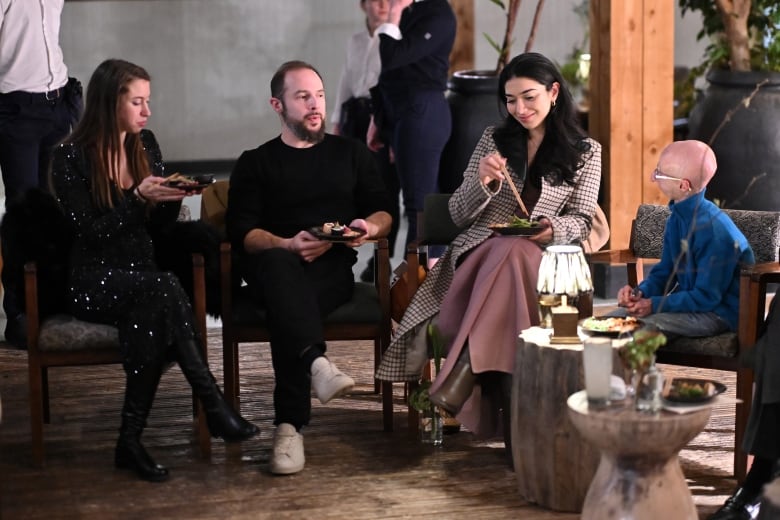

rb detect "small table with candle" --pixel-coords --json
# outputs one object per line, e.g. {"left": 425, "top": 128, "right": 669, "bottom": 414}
{"left": 566, "top": 390, "right": 711, "bottom": 520}
{"left": 511, "top": 327, "right": 608, "bottom": 512}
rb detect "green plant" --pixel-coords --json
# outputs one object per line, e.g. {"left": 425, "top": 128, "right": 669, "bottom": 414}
{"left": 679, "top": 0, "right": 780, "bottom": 73}
{"left": 483, "top": 0, "right": 546, "bottom": 73}
{"left": 408, "top": 322, "right": 445, "bottom": 412}
{"left": 618, "top": 329, "right": 667, "bottom": 373}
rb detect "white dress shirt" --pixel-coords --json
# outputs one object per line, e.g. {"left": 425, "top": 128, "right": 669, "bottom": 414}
{"left": 0, "top": 0, "right": 68, "bottom": 93}
{"left": 331, "top": 28, "right": 381, "bottom": 125}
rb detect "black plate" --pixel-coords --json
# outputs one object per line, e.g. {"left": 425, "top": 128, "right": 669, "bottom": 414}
{"left": 663, "top": 378, "right": 727, "bottom": 404}
{"left": 308, "top": 226, "right": 366, "bottom": 242}
{"left": 163, "top": 174, "right": 216, "bottom": 191}
{"left": 579, "top": 316, "right": 643, "bottom": 337}
{"left": 488, "top": 224, "right": 543, "bottom": 236}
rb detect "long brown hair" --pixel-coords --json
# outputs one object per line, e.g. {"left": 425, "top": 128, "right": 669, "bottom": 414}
{"left": 67, "top": 59, "right": 152, "bottom": 209}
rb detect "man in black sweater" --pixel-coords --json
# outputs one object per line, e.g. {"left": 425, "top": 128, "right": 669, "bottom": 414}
{"left": 226, "top": 60, "right": 392, "bottom": 476}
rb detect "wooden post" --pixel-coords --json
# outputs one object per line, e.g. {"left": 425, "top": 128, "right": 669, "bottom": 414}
{"left": 589, "top": 0, "right": 673, "bottom": 249}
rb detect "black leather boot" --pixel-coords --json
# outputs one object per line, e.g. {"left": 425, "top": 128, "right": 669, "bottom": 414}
{"left": 429, "top": 345, "right": 476, "bottom": 415}
{"left": 115, "top": 365, "right": 169, "bottom": 482}
{"left": 174, "top": 339, "right": 259, "bottom": 442}
{"left": 709, "top": 486, "right": 762, "bottom": 520}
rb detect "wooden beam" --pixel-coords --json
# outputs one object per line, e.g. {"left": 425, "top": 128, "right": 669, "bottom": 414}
{"left": 589, "top": 0, "right": 673, "bottom": 249}
{"left": 449, "top": 0, "right": 475, "bottom": 73}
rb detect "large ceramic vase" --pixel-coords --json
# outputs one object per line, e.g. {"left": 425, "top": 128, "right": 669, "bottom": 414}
{"left": 686, "top": 70, "right": 780, "bottom": 210}
{"left": 438, "top": 70, "right": 504, "bottom": 193}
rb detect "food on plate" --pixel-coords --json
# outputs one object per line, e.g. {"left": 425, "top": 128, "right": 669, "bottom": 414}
{"left": 670, "top": 381, "right": 708, "bottom": 399}
{"left": 321, "top": 222, "right": 361, "bottom": 238}
{"left": 164, "top": 172, "right": 198, "bottom": 185}
{"left": 491, "top": 215, "right": 539, "bottom": 229}
{"left": 162, "top": 173, "right": 214, "bottom": 189}
{"left": 581, "top": 316, "right": 641, "bottom": 333}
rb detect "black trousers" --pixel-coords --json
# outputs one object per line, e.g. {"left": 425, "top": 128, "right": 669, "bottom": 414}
{"left": 242, "top": 247, "right": 354, "bottom": 428}
{"left": 0, "top": 79, "right": 82, "bottom": 320}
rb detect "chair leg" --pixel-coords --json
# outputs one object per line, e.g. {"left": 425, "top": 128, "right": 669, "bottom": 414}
{"left": 373, "top": 338, "right": 381, "bottom": 394}
{"left": 223, "top": 340, "right": 240, "bottom": 411}
{"left": 42, "top": 367, "right": 50, "bottom": 424}
{"left": 29, "top": 363, "right": 45, "bottom": 467}
{"left": 382, "top": 381, "right": 393, "bottom": 432}
{"left": 734, "top": 368, "right": 753, "bottom": 482}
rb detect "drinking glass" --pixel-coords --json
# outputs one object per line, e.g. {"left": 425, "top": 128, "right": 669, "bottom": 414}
{"left": 583, "top": 337, "right": 613, "bottom": 407}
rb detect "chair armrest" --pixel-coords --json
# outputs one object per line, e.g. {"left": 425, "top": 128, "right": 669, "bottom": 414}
{"left": 23, "top": 261, "right": 41, "bottom": 354}
{"left": 738, "top": 262, "right": 780, "bottom": 350}
{"left": 586, "top": 248, "right": 637, "bottom": 265}
{"left": 586, "top": 248, "right": 644, "bottom": 287}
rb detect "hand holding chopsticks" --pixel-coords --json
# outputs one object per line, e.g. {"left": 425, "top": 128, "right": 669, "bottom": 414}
{"left": 499, "top": 163, "right": 530, "bottom": 217}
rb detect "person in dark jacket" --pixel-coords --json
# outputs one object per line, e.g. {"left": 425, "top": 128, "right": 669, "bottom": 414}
{"left": 367, "top": 0, "right": 455, "bottom": 245}
{"left": 709, "top": 295, "right": 780, "bottom": 519}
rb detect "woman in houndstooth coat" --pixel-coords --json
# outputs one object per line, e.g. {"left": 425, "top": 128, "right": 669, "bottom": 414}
{"left": 376, "top": 53, "right": 602, "bottom": 439}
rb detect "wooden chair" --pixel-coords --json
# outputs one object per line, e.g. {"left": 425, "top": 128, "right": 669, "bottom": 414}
{"left": 588, "top": 203, "right": 780, "bottom": 481}
{"left": 25, "top": 254, "right": 212, "bottom": 466}
{"left": 201, "top": 181, "right": 394, "bottom": 432}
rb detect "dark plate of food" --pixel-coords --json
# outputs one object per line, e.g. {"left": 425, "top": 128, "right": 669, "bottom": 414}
{"left": 580, "top": 316, "right": 642, "bottom": 337}
{"left": 162, "top": 173, "right": 216, "bottom": 191}
{"left": 489, "top": 216, "right": 543, "bottom": 236}
{"left": 309, "top": 223, "right": 366, "bottom": 242}
{"left": 663, "top": 378, "right": 727, "bottom": 404}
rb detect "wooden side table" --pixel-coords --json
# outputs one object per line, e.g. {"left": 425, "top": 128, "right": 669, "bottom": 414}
{"left": 567, "top": 391, "right": 711, "bottom": 520}
{"left": 511, "top": 330, "right": 602, "bottom": 512}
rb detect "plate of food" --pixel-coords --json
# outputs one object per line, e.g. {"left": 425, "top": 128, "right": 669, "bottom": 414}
{"left": 489, "top": 216, "right": 543, "bottom": 236}
{"left": 309, "top": 222, "right": 366, "bottom": 242}
{"left": 663, "top": 378, "right": 727, "bottom": 404}
{"left": 580, "top": 316, "right": 642, "bottom": 337}
{"left": 162, "top": 173, "right": 216, "bottom": 191}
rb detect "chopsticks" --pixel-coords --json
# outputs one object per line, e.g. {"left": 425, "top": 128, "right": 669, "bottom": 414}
{"left": 499, "top": 163, "right": 530, "bottom": 217}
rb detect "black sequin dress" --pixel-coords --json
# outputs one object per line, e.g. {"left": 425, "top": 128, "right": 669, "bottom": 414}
{"left": 50, "top": 130, "right": 198, "bottom": 370}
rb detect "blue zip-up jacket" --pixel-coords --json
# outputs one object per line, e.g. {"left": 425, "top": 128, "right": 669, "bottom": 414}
{"left": 637, "top": 190, "right": 754, "bottom": 331}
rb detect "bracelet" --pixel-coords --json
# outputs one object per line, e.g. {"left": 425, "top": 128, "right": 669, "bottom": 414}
{"left": 134, "top": 186, "right": 147, "bottom": 202}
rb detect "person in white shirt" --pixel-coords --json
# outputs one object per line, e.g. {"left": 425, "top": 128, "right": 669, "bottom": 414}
{"left": 0, "top": 0, "right": 82, "bottom": 347}
{"left": 333, "top": 0, "right": 400, "bottom": 282}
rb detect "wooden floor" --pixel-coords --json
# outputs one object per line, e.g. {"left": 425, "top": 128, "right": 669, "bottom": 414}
{"left": 0, "top": 328, "right": 739, "bottom": 519}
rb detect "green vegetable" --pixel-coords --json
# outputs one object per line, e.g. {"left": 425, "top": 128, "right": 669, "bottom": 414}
{"left": 507, "top": 216, "right": 536, "bottom": 228}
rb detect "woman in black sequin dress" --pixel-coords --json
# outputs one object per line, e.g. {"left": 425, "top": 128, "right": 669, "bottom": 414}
{"left": 50, "top": 59, "right": 258, "bottom": 482}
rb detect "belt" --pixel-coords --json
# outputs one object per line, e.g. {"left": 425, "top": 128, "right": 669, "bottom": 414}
{"left": 0, "top": 86, "right": 65, "bottom": 105}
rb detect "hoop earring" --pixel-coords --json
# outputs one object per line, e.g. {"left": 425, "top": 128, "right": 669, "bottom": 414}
{"left": 551, "top": 100, "right": 556, "bottom": 108}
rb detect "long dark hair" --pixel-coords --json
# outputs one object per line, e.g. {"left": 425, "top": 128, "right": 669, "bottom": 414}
{"left": 66, "top": 59, "right": 152, "bottom": 209}
{"left": 492, "top": 52, "right": 590, "bottom": 187}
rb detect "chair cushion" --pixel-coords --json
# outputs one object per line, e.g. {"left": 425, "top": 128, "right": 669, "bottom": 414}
{"left": 232, "top": 282, "right": 381, "bottom": 326}
{"left": 660, "top": 332, "right": 738, "bottom": 357}
{"left": 38, "top": 314, "right": 119, "bottom": 352}
{"left": 722, "top": 208, "right": 780, "bottom": 263}
{"left": 632, "top": 204, "right": 780, "bottom": 263}
{"left": 632, "top": 204, "right": 670, "bottom": 258}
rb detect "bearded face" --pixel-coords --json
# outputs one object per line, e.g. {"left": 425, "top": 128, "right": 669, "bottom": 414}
{"left": 281, "top": 101, "right": 326, "bottom": 144}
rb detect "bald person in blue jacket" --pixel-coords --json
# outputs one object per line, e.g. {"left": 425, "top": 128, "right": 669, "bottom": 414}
{"left": 615, "top": 140, "right": 754, "bottom": 338}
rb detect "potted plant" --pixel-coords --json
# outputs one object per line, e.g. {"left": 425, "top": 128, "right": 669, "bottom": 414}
{"left": 678, "top": 0, "right": 780, "bottom": 210}
{"left": 618, "top": 328, "right": 667, "bottom": 411}
{"left": 439, "top": 0, "right": 546, "bottom": 192}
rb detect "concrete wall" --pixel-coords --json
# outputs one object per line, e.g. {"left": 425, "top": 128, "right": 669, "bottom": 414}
{"left": 56, "top": 1, "right": 705, "bottom": 162}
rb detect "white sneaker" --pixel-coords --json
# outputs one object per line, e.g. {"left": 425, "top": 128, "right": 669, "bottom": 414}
{"left": 310, "top": 356, "right": 355, "bottom": 404}
{"left": 270, "top": 423, "right": 305, "bottom": 475}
